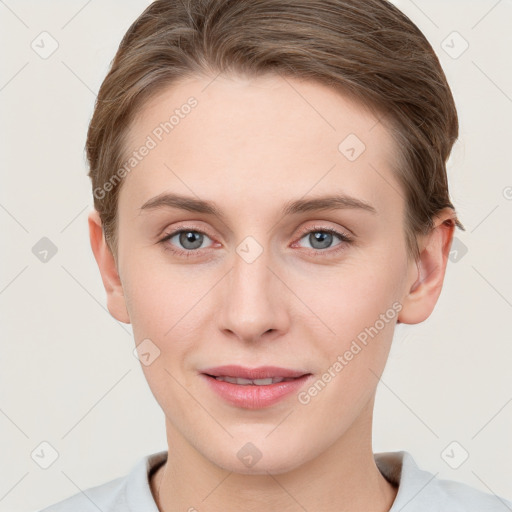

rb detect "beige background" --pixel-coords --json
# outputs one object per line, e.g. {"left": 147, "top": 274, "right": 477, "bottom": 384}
{"left": 1, "top": 0, "right": 511, "bottom": 510}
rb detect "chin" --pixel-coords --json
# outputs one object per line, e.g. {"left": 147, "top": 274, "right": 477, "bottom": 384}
{"left": 208, "top": 440, "right": 312, "bottom": 476}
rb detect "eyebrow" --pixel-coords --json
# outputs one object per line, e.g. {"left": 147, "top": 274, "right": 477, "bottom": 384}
{"left": 139, "top": 192, "right": 377, "bottom": 219}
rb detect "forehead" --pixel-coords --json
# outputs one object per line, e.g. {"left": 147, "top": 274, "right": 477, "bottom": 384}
{"left": 120, "top": 73, "right": 403, "bottom": 220}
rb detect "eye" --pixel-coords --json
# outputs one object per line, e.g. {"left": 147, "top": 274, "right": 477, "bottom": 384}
{"left": 159, "top": 227, "right": 215, "bottom": 256}
{"left": 158, "top": 224, "right": 353, "bottom": 259}
{"left": 294, "top": 225, "right": 353, "bottom": 254}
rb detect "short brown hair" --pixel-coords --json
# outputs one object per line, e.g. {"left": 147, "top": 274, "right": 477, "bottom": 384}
{"left": 86, "top": 0, "right": 464, "bottom": 261}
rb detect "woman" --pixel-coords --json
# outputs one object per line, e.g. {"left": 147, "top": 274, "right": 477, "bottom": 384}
{"left": 38, "top": 0, "right": 512, "bottom": 510}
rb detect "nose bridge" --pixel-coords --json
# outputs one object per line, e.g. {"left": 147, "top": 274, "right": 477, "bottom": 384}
{"left": 217, "top": 238, "right": 288, "bottom": 341}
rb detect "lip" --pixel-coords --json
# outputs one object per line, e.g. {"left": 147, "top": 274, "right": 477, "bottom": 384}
{"left": 201, "top": 365, "right": 308, "bottom": 380}
{"left": 200, "top": 365, "right": 313, "bottom": 409}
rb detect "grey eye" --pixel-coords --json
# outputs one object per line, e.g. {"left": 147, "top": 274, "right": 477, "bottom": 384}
{"left": 173, "top": 231, "right": 208, "bottom": 250}
{"left": 299, "top": 230, "right": 342, "bottom": 250}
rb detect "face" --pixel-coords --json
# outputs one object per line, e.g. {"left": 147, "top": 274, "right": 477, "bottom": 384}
{"left": 98, "top": 73, "right": 427, "bottom": 474}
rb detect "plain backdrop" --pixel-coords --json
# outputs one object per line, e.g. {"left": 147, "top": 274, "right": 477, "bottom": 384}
{"left": 1, "top": 1, "right": 511, "bottom": 511}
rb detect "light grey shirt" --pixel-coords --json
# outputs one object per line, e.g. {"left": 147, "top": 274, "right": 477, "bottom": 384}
{"left": 36, "top": 450, "right": 512, "bottom": 511}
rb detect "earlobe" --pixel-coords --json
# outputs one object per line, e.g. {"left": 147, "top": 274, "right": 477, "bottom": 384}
{"left": 398, "top": 213, "right": 456, "bottom": 325}
{"left": 88, "top": 210, "right": 131, "bottom": 324}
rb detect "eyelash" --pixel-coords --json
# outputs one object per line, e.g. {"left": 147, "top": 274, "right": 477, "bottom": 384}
{"left": 158, "top": 224, "right": 354, "bottom": 259}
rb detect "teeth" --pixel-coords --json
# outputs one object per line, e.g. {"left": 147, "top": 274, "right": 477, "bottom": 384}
{"left": 253, "top": 378, "right": 275, "bottom": 385}
{"left": 214, "top": 376, "right": 291, "bottom": 385}
{"left": 221, "top": 376, "right": 238, "bottom": 384}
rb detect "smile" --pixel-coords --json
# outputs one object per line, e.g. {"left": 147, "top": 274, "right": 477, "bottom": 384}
{"left": 200, "top": 365, "right": 312, "bottom": 408}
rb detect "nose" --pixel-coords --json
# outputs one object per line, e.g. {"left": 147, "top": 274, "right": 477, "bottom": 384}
{"left": 217, "top": 243, "right": 290, "bottom": 344}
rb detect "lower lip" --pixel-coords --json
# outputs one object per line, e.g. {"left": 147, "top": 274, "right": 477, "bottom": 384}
{"left": 201, "top": 374, "right": 312, "bottom": 409}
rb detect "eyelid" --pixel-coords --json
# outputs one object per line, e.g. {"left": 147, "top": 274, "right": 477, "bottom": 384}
{"left": 159, "top": 221, "right": 354, "bottom": 257}
{"left": 159, "top": 223, "right": 216, "bottom": 248}
{"left": 290, "top": 224, "right": 353, "bottom": 255}
{"left": 294, "top": 223, "right": 353, "bottom": 242}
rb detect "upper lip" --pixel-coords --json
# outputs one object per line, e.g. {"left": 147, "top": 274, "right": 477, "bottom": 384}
{"left": 201, "top": 365, "right": 310, "bottom": 379}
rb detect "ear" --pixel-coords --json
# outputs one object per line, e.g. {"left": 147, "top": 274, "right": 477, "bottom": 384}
{"left": 398, "top": 210, "right": 456, "bottom": 325}
{"left": 88, "top": 210, "right": 131, "bottom": 324}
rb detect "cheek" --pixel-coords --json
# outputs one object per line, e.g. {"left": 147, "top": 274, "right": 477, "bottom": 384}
{"left": 299, "top": 262, "right": 402, "bottom": 392}
{"left": 298, "top": 304, "right": 397, "bottom": 428}
{"left": 122, "top": 241, "right": 404, "bottom": 348}
{"left": 298, "top": 261, "right": 401, "bottom": 333}
{"left": 121, "top": 254, "right": 204, "bottom": 338}
{"left": 122, "top": 264, "right": 204, "bottom": 411}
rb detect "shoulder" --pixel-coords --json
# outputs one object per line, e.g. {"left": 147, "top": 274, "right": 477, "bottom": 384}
{"left": 376, "top": 450, "right": 512, "bottom": 512}
{"left": 34, "top": 474, "right": 127, "bottom": 512}
{"left": 34, "top": 451, "right": 167, "bottom": 512}
{"left": 432, "top": 476, "right": 512, "bottom": 511}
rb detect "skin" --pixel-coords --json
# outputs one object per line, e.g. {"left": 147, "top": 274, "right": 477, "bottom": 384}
{"left": 89, "top": 73, "right": 455, "bottom": 512}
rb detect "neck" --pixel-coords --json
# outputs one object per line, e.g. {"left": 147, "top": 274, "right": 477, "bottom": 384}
{"left": 152, "top": 400, "right": 397, "bottom": 512}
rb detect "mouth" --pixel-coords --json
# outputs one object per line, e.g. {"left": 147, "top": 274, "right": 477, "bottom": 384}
{"left": 207, "top": 375, "right": 299, "bottom": 385}
{"left": 199, "top": 365, "right": 312, "bottom": 408}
